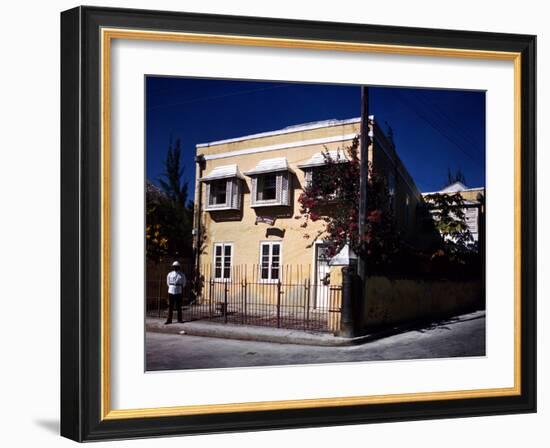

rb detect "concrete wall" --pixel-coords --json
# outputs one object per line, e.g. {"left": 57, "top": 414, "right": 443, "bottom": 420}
{"left": 361, "top": 275, "right": 483, "bottom": 331}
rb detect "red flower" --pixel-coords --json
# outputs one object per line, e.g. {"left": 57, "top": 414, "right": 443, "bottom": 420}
{"left": 367, "top": 209, "right": 382, "bottom": 223}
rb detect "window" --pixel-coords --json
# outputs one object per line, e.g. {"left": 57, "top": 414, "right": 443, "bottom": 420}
{"left": 204, "top": 178, "right": 242, "bottom": 211}
{"left": 257, "top": 174, "right": 277, "bottom": 201}
{"left": 388, "top": 172, "right": 396, "bottom": 211}
{"left": 250, "top": 172, "right": 291, "bottom": 207}
{"left": 213, "top": 243, "right": 232, "bottom": 280}
{"left": 209, "top": 179, "right": 227, "bottom": 206}
{"left": 260, "top": 242, "right": 281, "bottom": 282}
{"left": 305, "top": 166, "right": 339, "bottom": 199}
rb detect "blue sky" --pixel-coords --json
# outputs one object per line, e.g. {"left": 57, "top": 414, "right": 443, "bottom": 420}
{"left": 146, "top": 77, "right": 485, "bottom": 199}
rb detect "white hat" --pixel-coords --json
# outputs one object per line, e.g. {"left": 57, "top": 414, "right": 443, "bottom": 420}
{"left": 172, "top": 261, "right": 181, "bottom": 267}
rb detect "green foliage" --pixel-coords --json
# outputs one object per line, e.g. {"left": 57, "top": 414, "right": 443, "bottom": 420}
{"left": 159, "top": 138, "right": 189, "bottom": 206}
{"left": 146, "top": 138, "right": 195, "bottom": 262}
{"left": 297, "top": 136, "right": 400, "bottom": 270}
{"left": 424, "top": 192, "right": 474, "bottom": 257}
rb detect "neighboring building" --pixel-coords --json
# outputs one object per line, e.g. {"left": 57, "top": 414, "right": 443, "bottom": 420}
{"left": 422, "top": 181, "right": 485, "bottom": 244}
{"left": 193, "top": 117, "right": 431, "bottom": 306}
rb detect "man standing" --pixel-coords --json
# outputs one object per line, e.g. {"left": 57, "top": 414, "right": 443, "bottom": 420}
{"left": 165, "top": 261, "right": 186, "bottom": 324}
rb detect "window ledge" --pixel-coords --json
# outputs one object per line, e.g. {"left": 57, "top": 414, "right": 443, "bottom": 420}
{"left": 251, "top": 201, "right": 288, "bottom": 208}
{"left": 205, "top": 205, "right": 241, "bottom": 212}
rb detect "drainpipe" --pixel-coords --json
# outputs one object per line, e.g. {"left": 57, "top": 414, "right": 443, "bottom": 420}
{"left": 193, "top": 154, "right": 206, "bottom": 278}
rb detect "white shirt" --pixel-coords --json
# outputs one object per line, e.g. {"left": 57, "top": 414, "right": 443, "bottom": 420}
{"left": 167, "top": 270, "right": 186, "bottom": 294}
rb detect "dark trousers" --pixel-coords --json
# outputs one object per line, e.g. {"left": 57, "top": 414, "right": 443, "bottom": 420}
{"left": 166, "top": 293, "right": 183, "bottom": 323}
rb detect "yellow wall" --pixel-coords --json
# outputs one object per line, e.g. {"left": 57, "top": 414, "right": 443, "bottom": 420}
{"left": 195, "top": 119, "right": 428, "bottom": 282}
{"left": 197, "top": 121, "right": 361, "bottom": 279}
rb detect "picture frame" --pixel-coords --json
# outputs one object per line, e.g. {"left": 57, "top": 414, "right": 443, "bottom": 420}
{"left": 60, "top": 5, "right": 536, "bottom": 442}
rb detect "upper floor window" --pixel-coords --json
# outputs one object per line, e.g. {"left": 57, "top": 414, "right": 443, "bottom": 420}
{"left": 298, "top": 149, "right": 349, "bottom": 201}
{"left": 245, "top": 157, "right": 293, "bottom": 207}
{"left": 257, "top": 173, "right": 277, "bottom": 201}
{"left": 298, "top": 150, "right": 349, "bottom": 197}
{"left": 201, "top": 164, "right": 244, "bottom": 212}
{"left": 208, "top": 179, "right": 228, "bottom": 206}
{"left": 388, "top": 171, "right": 396, "bottom": 210}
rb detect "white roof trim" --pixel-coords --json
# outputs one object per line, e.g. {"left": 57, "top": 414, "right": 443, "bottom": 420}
{"left": 202, "top": 133, "right": 357, "bottom": 161}
{"left": 197, "top": 117, "right": 361, "bottom": 148}
{"left": 200, "top": 164, "right": 244, "bottom": 181}
{"left": 422, "top": 186, "right": 485, "bottom": 195}
{"left": 243, "top": 157, "right": 294, "bottom": 176}
{"left": 297, "top": 150, "right": 350, "bottom": 169}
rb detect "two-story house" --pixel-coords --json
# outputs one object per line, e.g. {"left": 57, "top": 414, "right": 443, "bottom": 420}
{"left": 193, "top": 117, "right": 428, "bottom": 307}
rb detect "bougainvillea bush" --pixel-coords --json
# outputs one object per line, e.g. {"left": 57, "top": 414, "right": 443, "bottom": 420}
{"left": 297, "top": 137, "right": 400, "bottom": 272}
{"left": 297, "top": 137, "right": 480, "bottom": 278}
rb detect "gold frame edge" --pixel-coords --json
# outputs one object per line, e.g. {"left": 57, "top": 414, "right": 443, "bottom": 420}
{"left": 100, "top": 28, "right": 523, "bottom": 421}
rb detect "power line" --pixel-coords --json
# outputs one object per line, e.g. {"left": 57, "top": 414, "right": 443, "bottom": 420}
{"left": 147, "top": 84, "right": 294, "bottom": 111}
{"left": 393, "top": 92, "right": 483, "bottom": 168}
{"left": 410, "top": 91, "right": 483, "bottom": 151}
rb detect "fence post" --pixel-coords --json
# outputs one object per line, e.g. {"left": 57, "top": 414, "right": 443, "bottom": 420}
{"left": 276, "top": 280, "right": 282, "bottom": 328}
{"left": 224, "top": 280, "right": 228, "bottom": 324}
{"left": 242, "top": 277, "right": 248, "bottom": 324}
{"left": 304, "top": 278, "right": 310, "bottom": 330}
{"left": 208, "top": 277, "right": 213, "bottom": 319}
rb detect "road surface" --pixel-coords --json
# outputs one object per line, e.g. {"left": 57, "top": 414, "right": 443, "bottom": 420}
{"left": 146, "top": 310, "right": 485, "bottom": 371}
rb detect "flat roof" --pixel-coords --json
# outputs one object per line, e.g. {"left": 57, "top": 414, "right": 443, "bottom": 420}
{"left": 196, "top": 117, "right": 364, "bottom": 149}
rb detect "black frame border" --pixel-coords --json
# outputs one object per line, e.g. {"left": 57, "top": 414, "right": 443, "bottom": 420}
{"left": 60, "top": 6, "right": 536, "bottom": 442}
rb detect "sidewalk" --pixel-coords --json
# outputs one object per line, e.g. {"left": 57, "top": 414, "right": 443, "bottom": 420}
{"left": 146, "top": 317, "right": 370, "bottom": 346}
{"left": 145, "top": 310, "right": 486, "bottom": 347}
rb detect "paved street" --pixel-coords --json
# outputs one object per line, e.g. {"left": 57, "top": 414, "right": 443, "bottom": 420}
{"left": 146, "top": 310, "right": 485, "bottom": 371}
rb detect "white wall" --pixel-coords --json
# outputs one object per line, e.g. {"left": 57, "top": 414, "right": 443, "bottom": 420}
{"left": 0, "top": 0, "right": 546, "bottom": 446}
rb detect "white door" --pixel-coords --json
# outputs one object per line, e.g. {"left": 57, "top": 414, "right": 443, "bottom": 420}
{"left": 314, "top": 243, "right": 331, "bottom": 308}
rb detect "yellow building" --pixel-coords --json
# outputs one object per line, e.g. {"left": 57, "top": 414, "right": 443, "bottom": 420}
{"left": 193, "top": 117, "right": 429, "bottom": 309}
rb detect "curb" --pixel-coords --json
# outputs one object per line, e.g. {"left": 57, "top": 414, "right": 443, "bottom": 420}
{"left": 146, "top": 319, "right": 371, "bottom": 347}
{"left": 145, "top": 309, "right": 485, "bottom": 347}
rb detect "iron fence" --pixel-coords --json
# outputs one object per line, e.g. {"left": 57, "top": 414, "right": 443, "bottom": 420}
{"left": 146, "top": 264, "right": 342, "bottom": 334}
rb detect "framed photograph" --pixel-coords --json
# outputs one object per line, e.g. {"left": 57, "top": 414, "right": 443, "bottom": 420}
{"left": 60, "top": 6, "right": 536, "bottom": 442}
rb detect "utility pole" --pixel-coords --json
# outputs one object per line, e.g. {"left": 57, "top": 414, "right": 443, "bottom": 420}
{"left": 358, "top": 86, "right": 370, "bottom": 283}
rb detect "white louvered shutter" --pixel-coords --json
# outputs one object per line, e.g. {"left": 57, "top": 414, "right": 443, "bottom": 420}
{"left": 205, "top": 182, "right": 211, "bottom": 207}
{"left": 230, "top": 179, "right": 241, "bottom": 210}
{"left": 250, "top": 177, "right": 258, "bottom": 206}
{"left": 304, "top": 170, "right": 312, "bottom": 189}
{"left": 280, "top": 172, "right": 290, "bottom": 206}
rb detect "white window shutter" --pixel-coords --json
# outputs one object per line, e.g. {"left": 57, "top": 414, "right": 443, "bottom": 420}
{"left": 251, "top": 177, "right": 257, "bottom": 206}
{"left": 304, "top": 170, "right": 312, "bottom": 189}
{"left": 205, "top": 182, "right": 211, "bottom": 206}
{"left": 225, "top": 179, "right": 232, "bottom": 208}
{"left": 230, "top": 179, "right": 241, "bottom": 210}
{"left": 281, "top": 172, "right": 290, "bottom": 206}
{"left": 275, "top": 174, "right": 282, "bottom": 204}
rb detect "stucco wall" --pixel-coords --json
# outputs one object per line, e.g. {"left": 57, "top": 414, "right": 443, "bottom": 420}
{"left": 361, "top": 276, "right": 483, "bottom": 331}
{"left": 197, "top": 121, "right": 361, "bottom": 271}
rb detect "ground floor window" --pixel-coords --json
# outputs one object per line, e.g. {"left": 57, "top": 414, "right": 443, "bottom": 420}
{"left": 260, "top": 241, "right": 281, "bottom": 282}
{"left": 213, "top": 243, "right": 232, "bottom": 280}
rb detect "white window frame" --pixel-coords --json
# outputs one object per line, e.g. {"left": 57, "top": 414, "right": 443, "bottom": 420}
{"left": 259, "top": 241, "right": 282, "bottom": 283}
{"left": 212, "top": 242, "right": 233, "bottom": 281}
{"left": 204, "top": 178, "right": 242, "bottom": 212}
{"left": 304, "top": 166, "right": 341, "bottom": 201}
{"left": 250, "top": 172, "right": 290, "bottom": 207}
